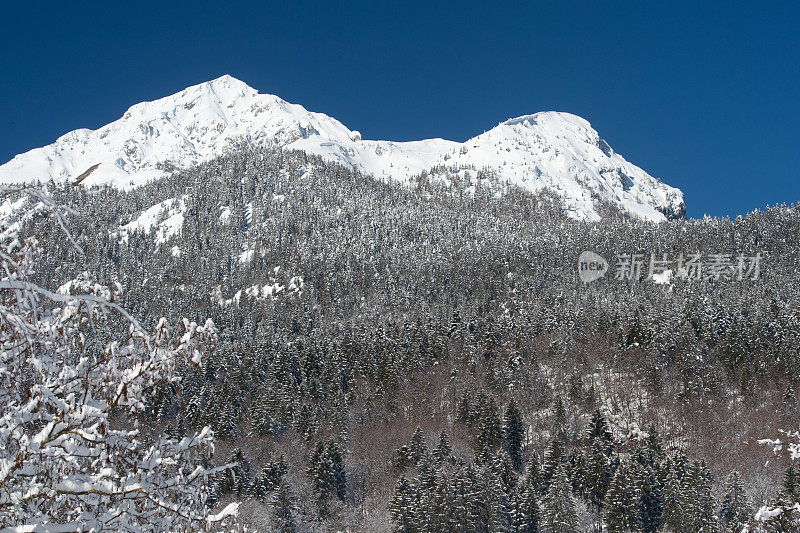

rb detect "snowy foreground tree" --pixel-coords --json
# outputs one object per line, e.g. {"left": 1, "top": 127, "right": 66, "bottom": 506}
{"left": 752, "top": 430, "right": 800, "bottom": 530}
{"left": 0, "top": 186, "right": 236, "bottom": 531}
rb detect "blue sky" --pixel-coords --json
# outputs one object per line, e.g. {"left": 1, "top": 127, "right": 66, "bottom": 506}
{"left": 2, "top": 1, "right": 798, "bottom": 218}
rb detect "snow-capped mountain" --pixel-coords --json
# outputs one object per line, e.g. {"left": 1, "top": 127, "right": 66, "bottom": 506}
{"left": 0, "top": 75, "right": 684, "bottom": 221}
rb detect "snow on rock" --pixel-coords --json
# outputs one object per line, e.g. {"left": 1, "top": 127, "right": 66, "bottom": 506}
{"left": 213, "top": 268, "right": 303, "bottom": 307}
{"left": 0, "top": 75, "right": 684, "bottom": 221}
{"left": 116, "top": 196, "right": 187, "bottom": 246}
{"left": 652, "top": 269, "right": 673, "bottom": 285}
{"left": 429, "top": 112, "right": 685, "bottom": 221}
{"left": 239, "top": 248, "right": 255, "bottom": 264}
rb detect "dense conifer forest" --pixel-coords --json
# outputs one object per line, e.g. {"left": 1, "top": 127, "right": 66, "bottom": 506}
{"left": 19, "top": 147, "right": 800, "bottom": 530}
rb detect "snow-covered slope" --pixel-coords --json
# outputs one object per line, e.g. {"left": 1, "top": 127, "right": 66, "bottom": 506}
{"left": 0, "top": 75, "right": 684, "bottom": 221}
{"left": 431, "top": 113, "right": 685, "bottom": 220}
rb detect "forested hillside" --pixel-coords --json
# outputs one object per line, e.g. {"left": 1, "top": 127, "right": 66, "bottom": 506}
{"left": 20, "top": 146, "right": 800, "bottom": 531}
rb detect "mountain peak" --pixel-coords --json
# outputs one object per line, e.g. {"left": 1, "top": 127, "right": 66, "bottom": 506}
{"left": 197, "top": 74, "right": 258, "bottom": 97}
{"left": 502, "top": 111, "right": 591, "bottom": 129}
{"left": 0, "top": 78, "right": 684, "bottom": 221}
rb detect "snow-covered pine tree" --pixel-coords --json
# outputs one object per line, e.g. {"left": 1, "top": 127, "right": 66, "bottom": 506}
{"left": 514, "top": 483, "right": 541, "bottom": 533}
{"left": 588, "top": 410, "right": 614, "bottom": 452}
{"left": 476, "top": 397, "right": 504, "bottom": 459}
{"left": 524, "top": 451, "right": 543, "bottom": 495}
{"left": 389, "top": 475, "right": 417, "bottom": 532}
{"left": 434, "top": 430, "right": 453, "bottom": 464}
{"left": 604, "top": 463, "right": 637, "bottom": 533}
{"left": 584, "top": 439, "right": 613, "bottom": 509}
{"left": 719, "top": 470, "right": 752, "bottom": 533}
{"left": 541, "top": 463, "right": 579, "bottom": 533}
{"left": 271, "top": 481, "right": 298, "bottom": 533}
{"left": 410, "top": 426, "right": 428, "bottom": 464}
{"left": 661, "top": 453, "right": 689, "bottom": 531}
{"left": 684, "top": 460, "right": 717, "bottom": 533}
{"left": 307, "top": 440, "right": 346, "bottom": 512}
{"left": 632, "top": 460, "right": 663, "bottom": 533}
{"left": 503, "top": 398, "right": 526, "bottom": 470}
{"left": 541, "top": 438, "right": 564, "bottom": 495}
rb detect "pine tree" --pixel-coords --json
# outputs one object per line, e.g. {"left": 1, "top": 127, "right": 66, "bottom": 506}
{"left": 632, "top": 460, "right": 663, "bottom": 533}
{"left": 685, "top": 460, "right": 717, "bottom": 533}
{"left": 541, "top": 439, "right": 564, "bottom": 495}
{"left": 661, "top": 454, "right": 689, "bottom": 531}
{"left": 451, "top": 466, "right": 482, "bottom": 532}
{"left": 552, "top": 397, "right": 567, "bottom": 442}
{"left": 584, "top": 439, "right": 613, "bottom": 508}
{"left": 390, "top": 476, "right": 418, "bottom": 533}
{"left": 568, "top": 451, "right": 588, "bottom": 499}
{"left": 719, "top": 470, "right": 751, "bottom": 533}
{"left": 588, "top": 409, "right": 614, "bottom": 454}
{"left": 307, "top": 440, "right": 347, "bottom": 511}
{"left": 429, "top": 475, "right": 454, "bottom": 532}
{"left": 434, "top": 430, "right": 453, "bottom": 464}
{"left": 326, "top": 441, "right": 347, "bottom": 501}
{"left": 254, "top": 458, "right": 287, "bottom": 499}
{"left": 476, "top": 398, "right": 503, "bottom": 458}
{"left": 515, "top": 484, "right": 541, "bottom": 533}
{"left": 217, "top": 448, "right": 253, "bottom": 497}
{"left": 503, "top": 398, "right": 526, "bottom": 470}
{"left": 524, "top": 451, "right": 543, "bottom": 495}
{"left": 395, "top": 445, "right": 415, "bottom": 471}
{"left": 410, "top": 427, "right": 428, "bottom": 464}
{"left": 482, "top": 458, "right": 515, "bottom": 533}
{"left": 457, "top": 394, "right": 473, "bottom": 424}
{"left": 412, "top": 457, "right": 439, "bottom": 530}
{"left": 784, "top": 464, "right": 799, "bottom": 501}
{"left": 541, "top": 463, "right": 579, "bottom": 533}
{"left": 604, "top": 464, "right": 636, "bottom": 533}
{"left": 643, "top": 424, "right": 665, "bottom": 467}
{"left": 271, "top": 482, "right": 298, "bottom": 533}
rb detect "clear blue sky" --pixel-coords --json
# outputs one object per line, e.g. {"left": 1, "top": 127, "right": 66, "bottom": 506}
{"left": 2, "top": 1, "right": 798, "bottom": 218}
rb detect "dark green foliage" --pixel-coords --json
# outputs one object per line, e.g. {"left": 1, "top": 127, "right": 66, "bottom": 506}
{"left": 30, "top": 145, "right": 800, "bottom": 529}
{"left": 271, "top": 482, "right": 298, "bottom": 533}
{"left": 308, "top": 440, "right": 346, "bottom": 508}
{"left": 515, "top": 483, "right": 541, "bottom": 533}
{"left": 584, "top": 440, "right": 613, "bottom": 509}
{"left": 587, "top": 410, "right": 614, "bottom": 454}
{"left": 503, "top": 398, "right": 525, "bottom": 470}
{"left": 216, "top": 448, "right": 253, "bottom": 497}
{"left": 434, "top": 431, "right": 453, "bottom": 464}
{"left": 541, "top": 463, "right": 579, "bottom": 533}
{"left": 476, "top": 398, "right": 504, "bottom": 458}
{"left": 719, "top": 471, "right": 751, "bottom": 533}
{"left": 783, "top": 464, "right": 799, "bottom": 501}
{"left": 604, "top": 464, "right": 636, "bottom": 533}
{"left": 389, "top": 476, "right": 417, "bottom": 533}
{"left": 541, "top": 439, "right": 564, "bottom": 495}
{"left": 523, "top": 452, "right": 542, "bottom": 495}
{"left": 409, "top": 427, "right": 428, "bottom": 464}
{"left": 254, "top": 459, "right": 288, "bottom": 499}
{"left": 633, "top": 463, "right": 663, "bottom": 533}
{"left": 394, "top": 445, "right": 416, "bottom": 471}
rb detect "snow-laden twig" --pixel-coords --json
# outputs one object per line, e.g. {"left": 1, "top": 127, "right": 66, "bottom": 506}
{"left": 0, "top": 187, "right": 235, "bottom": 531}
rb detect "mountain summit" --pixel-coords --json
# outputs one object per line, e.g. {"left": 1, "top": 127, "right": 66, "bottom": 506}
{"left": 0, "top": 75, "right": 684, "bottom": 221}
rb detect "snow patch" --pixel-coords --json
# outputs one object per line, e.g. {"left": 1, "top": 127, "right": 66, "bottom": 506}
{"left": 116, "top": 196, "right": 187, "bottom": 247}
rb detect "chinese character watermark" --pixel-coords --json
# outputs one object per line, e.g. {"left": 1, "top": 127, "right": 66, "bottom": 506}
{"left": 579, "top": 251, "right": 762, "bottom": 283}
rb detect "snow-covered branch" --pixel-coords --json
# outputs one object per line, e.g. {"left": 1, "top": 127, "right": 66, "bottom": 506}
{"left": 0, "top": 187, "right": 234, "bottom": 531}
